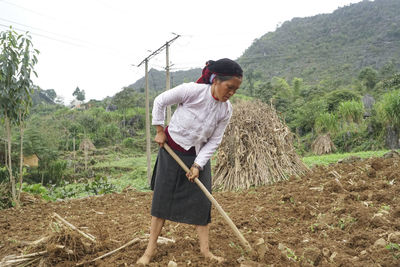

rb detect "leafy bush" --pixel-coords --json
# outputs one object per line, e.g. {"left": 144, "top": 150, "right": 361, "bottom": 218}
{"left": 0, "top": 166, "right": 8, "bottom": 183}
{"left": 122, "top": 137, "right": 135, "bottom": 149}
{"left": 93, "top": 136, "right": 111, "bottom": 147}
{"left": 325, "top": 89, "right": 361, "bottom": 112}
{"left": 43, "top": 160, "right": 68, "bottom": 185}
{"left": 84, "top": 176, "right": 116, "bottom": 195}
{"left": 0, "top": 181, "right": 12, "bottom": 209}
{"left": 333, "top": 130, "right": 366, "bottom": 152}
{"left": 381, "top": 89, "right": 400, "bottom": 128}
{"left": 315, "top": 112, "right": 338, "bottom": 134}
{"left": 48, "top": 181, "right": 80, "bottom": 199}
{"left": 337, "top": 100, "right": 364, "bottom": 124}
{"left": 22, "top": 183, "right": 53, "bottom": 201}
{"left": 290, "top": 100, "right": 328, "bottom": 134}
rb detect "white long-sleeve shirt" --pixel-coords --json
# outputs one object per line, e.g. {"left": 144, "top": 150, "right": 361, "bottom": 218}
{"left": 152, "top": 82, "right": 232, "bottom": 168}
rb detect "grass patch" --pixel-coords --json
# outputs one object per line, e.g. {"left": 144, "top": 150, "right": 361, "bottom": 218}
{"left": 91, "top": 153, "right": 157, "bottom": 192}
{"left": 93, "top": 154, "right": 156, "bottom": 169}
{"left": 302, "top": 149, "right": 393, "bottom": 167}
{"left": 21, "top": 153, "right": 157, "bottom": 202}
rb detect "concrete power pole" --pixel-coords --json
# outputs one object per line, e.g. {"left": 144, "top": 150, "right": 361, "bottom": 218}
{"left": 137, "top": 34, "right": 181, "bottom": 185}
{"left": 144, "top": 59, "right": 151, "bottom": 184}
{"left": 165, "top": 34, "right": 180, "bottom": 124}
{"left": 166, "top": 42, "right": 171, "bottom": 124}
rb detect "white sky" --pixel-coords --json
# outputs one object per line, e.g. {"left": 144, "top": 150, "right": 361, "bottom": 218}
{"left": 0, "top": 0, "right": 363, "bottom": 104}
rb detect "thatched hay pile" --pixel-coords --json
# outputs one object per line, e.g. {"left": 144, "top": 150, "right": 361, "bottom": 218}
{"left": 311, "top": 134, "right": 336, "bottom": 155}
{"left": 213, "top": 100, "right": 309, "bottom": 191}
{"left": 79, "top": 138, "right": 96, "bottom": 151}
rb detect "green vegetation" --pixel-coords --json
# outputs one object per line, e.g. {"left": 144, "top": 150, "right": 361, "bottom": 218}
{"left": 385, "top": 243, "right": 400, "bottom": 259}
{"left": 239, "top": 0, "right": 400, "bottom": 87}
{"left": 302, "top": 150, "right": 391, "bottom": 167}
{"left": 0, "top": 27, "right": 39, "bottom": 205}
{"left": 20, "top": 154, "right": 156, "bottom": 201}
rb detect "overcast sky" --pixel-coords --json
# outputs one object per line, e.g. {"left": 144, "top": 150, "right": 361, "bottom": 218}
{"left": 0, "top": 0, "right": 363, "bottom": 104}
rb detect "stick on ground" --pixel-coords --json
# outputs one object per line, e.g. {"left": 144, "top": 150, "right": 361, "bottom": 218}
{"left": 52, "top": 212, "right": 96, "bottom": 243}
{"left": 76, "top": 238, "right": 140, "bottom": 266}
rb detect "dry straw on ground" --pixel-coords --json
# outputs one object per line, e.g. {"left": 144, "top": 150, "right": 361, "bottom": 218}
{"left": 0, "top": 213, "right": 175, "bottom": 267}
{"left": 311, "top": 134, "right": 336, "bottom": 155}
{"left": 213, "top": 100, "right": 308, "bottom": 191}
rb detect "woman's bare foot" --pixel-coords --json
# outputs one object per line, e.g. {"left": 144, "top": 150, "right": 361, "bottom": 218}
{"left": 136, "top": 250, "right": 156, "bottom": 265}
{"left": 137, "top": 217, "right": 165, "bottom": 265}
{"left": 202, "top": 251, "right": 226, "bottom": 263}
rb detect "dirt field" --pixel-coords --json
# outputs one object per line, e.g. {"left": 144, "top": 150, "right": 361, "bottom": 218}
{"left": 1, "top": 154, "right": 399, "bottom": 266}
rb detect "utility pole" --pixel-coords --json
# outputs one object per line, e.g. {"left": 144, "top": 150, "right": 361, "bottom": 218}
{"left": 165, "top": 34, "right": 180, "bottom": 124}
{"left": 137, "top": 33, "right": 181, "bottom": 185}
{"left": 166, "top": 41, "right": 171, "bottom": 124}
{"left": 144, "top": 59, "right": 151, "bottom": 185}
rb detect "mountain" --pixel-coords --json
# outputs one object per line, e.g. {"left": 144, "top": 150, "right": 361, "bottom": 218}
{"left": 238, "top": 0, "right": 400, "bottom": 89}
{"left": 126, "top": 68, "right": 201, "bottom": 93}
{"left": 124, "top": 0, "right": 400, "bottom": 95}
{"left": 32, "top": 87, "right": 57, "bottom": 106}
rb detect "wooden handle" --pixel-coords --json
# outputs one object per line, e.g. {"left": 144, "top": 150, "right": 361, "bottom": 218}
{"left": 163, "top": 143, "right": 252, "bottom": 252}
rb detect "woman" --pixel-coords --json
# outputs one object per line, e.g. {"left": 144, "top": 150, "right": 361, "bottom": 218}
{"left": 137, "top": 58, "right": 243, "bottom": 265}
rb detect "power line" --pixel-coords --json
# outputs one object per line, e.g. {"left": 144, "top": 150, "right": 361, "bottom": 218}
{"left": 0, "top": 0, "right": 56, "bottom": 20}
{"left": 0, "top": 17, "right": 98, "bottom": 48}
{"left": 0, "top": 23, "right": 135, "bottom": 61}
{"left": 0, "top": 23, "right": 85, "bottom": 48}
{"left": 137, "top": 34, "right": 181, "bottom": 67}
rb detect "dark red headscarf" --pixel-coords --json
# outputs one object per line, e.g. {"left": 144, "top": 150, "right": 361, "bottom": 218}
{"left": 196, "top": 58, "right": 243, "bottom": 84}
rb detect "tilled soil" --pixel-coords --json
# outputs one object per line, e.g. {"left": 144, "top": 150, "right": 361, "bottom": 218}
{"left": 1, "top": 155, "right": 399, "bottom": 266}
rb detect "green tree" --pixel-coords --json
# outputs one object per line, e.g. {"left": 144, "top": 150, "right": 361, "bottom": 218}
{"left": 383, "top": 73, "right": 400, "bottom": 90}
{"left": 0, "top": 27, "right": 39, "bottom": 204}
{"left": 358, "top": 67, "right": 378, "bottom": 91}
{"left": 291, "top": 99, "right": 327, "bottom": 134}
{"left": 325, "top": 89, "right": 361, "bottom": 112}
{"left": 254, "top": 81, "right": 274, "bottom": 103}
{"left": 73, "top": 86, "right": 85, "bottom": 101}
{"left": 272, "top": 77, "right": 293, "bottom": 112}
{"left": 379, "top": 60, "right": 397, "bottom": 80}
{"left": 292, "top": 77, "right": 303, "bottom": 96}
{"left": 44, "top": 89, "right": 57, "bottom": 101}
{"left": 337, "top": 100, "right": 364, "bottom": 124}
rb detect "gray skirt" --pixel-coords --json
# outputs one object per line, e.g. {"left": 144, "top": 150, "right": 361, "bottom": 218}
{"left": 150, "top": 147, "right": 212, "bottom": 226}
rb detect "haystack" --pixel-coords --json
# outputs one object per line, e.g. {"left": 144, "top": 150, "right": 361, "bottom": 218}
{"left": 79, "top": 138, "right": 96, "bottom": 151}
{"left": 213, "top": 100, "right": 309, "bottom": 191}
{"left": 311, "top": 134, "right": 336, "bottom": 155}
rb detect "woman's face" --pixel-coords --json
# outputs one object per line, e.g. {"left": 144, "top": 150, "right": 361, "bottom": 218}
{"left": 213, "top": 76, "right": 242, "bottom": 102}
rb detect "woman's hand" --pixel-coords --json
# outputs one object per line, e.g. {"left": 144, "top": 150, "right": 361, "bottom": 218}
{"left": 186, "top": 166, "right": 199, "bottom": 182}
{"left": 154, "top": 125, "right": 166, "bottom": 147}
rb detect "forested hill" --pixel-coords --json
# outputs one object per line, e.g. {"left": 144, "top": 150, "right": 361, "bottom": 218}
{"left": 239, "top": 0, "right": 400, "bottom": 89}
{"left": 127, "top": 68, "right": 201, "bottom": 92}
{"left": 125, "top": 0, "right": 400, "bottom": 94}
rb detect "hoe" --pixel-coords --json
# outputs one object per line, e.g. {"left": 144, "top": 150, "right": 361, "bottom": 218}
{"left": 163, "top": 143, "right": 253, "bottom": 252}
